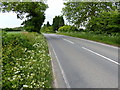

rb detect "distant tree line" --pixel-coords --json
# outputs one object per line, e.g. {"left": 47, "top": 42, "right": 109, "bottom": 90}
{"left": 2, "top": 27, "right": 23, "bottom": 32}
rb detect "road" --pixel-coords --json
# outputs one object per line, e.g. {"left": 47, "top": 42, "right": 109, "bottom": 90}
{"left": 44, "top": 34, "right": 119, "bottom": 88}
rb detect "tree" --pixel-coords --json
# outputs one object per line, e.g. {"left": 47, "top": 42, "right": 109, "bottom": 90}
{"left": 46, "top": 21, "right": 51, "bottom": 27}
{"left": 62, "top": 2, "right": 119, "bottom": 28}
{"left": 0, "top": 2, "right": 48, "bottom": 33}
{"left": 52, "top": 16, "right": 64, "bottom": 31}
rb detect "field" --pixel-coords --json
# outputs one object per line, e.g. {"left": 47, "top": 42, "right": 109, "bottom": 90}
{"left": 2, "top": 31, "right": 53, "bottom": 89}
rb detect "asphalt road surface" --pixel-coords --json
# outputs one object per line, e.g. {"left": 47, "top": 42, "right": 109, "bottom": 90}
{"left": 44, "top": 34, "right": 119, "bottom": 88}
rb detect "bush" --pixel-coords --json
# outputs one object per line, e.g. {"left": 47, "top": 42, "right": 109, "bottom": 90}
{"left": 58, "top": 25, "right": 78, "bottom": 32}
{"left": 41, "top": 26, "right": 54, "bottom": 33}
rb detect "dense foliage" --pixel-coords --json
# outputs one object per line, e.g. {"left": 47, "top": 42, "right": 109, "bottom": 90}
{"left": 0, "top": 2, "right": 48, "bottom": 33}
{"left": 86, "top": 11, "right": 120, "bottom": 34}
{"left": 2, "top": 32, "right": 52, "bottom": 89}
{"left": 58, "top": 25, "right": 78, "bottom": 32}
{"left": 63, "top": 2, "right": 119, "bottom": 28}
{"left": 52, "top": 16, "right": 65, "bottom": 31}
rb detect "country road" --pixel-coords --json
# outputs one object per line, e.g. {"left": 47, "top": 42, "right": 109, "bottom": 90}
{"left": 44, "top": 34, "right": 119, "bottom": 88}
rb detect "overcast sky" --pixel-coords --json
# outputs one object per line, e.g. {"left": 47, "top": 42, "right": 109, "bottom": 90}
{"left": 44, "top": 0, "right": 65, "bottom": 25}
{"left": 0, "top": 0, "right": 65, "bottom": 28}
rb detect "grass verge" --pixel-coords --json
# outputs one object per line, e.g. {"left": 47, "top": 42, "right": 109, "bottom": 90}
{"left": 2, "top": 32, "right": 52, "bottom": 89}
{"left": 57, "top": 32, "right": 120, "bottom": 47}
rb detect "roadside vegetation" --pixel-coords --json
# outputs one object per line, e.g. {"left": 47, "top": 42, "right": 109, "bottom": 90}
{"left": 60, "top": 2, "right": 120, "bottom": 46}
{"left": 58, "top": 31, "right": 120, "bottom": 46}
{"left": 2, "top": 31, "right": 52, "bottom": 89}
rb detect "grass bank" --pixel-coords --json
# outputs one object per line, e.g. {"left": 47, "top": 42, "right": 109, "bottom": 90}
{"left": 2, "top": 32, "right": 52, "bottom": 89}
{"left": 57, "top": 32, "right": 120, "bottom": 47}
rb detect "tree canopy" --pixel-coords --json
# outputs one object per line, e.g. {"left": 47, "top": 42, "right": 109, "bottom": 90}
{"left": 86, "top": 10, "right": 120, "bottom": 34}
{"left": 0, "top": 2, "right": 48, "bottom": 33}
{"left": 62, "top": 2, "right": 119, "bottom": 28}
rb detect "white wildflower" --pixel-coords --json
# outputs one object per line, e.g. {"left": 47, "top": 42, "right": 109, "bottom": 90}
{"left": 33, "top": 60, "right": 36, "bottom": 62}
{"left": 14, "top": 71, "right": 20, "bottom": 74}
{"left": 23, "top": 85, "right": 28, "bottom": 87}
{"left": 8, "top": 77, "right": 10, "bottom": 80}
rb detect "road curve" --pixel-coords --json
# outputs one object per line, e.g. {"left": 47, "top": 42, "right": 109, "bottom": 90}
{"left": 44, "top": 34, "right": 119, "bottom": 88}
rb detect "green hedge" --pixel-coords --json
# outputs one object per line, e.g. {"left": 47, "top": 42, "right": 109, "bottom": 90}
{"left": 2, "top": 32, "right": 52, "bottom": 89}
{"left": 58, "top": 25, "right": 78, "bottom": 32}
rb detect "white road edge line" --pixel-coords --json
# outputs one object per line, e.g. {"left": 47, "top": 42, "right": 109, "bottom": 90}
{"left": 50, "top": 42, "right": 71, "bottom": 88}
{"left": 48, "top": 44, "right": 58, "bottom": 88}
{"left": 82, "top": 47, "right": 120, "bottom": 65}
{"left": 63, "top": 39, "right": 74, "bottom": 44}
{"left": 75, "top": 38, "right": 118, "bottom": 49}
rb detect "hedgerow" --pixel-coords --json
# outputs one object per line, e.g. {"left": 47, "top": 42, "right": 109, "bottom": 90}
{"left": 2, "top": 32, "right": 52, "bottom": 89}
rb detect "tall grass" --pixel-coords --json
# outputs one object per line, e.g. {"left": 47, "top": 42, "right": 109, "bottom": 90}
{"left": 58, "top": 32, "right": 120, "bottom": 46}
{"left": 2, "top": 32, "right": 52, "bottom": 89}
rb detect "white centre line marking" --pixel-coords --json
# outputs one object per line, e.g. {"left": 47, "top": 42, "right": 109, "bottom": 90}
{"left": 50, "top": 42, "right": 71, "bottom": 88}
{"left": 82, "top": 47, "right": 120, "bottom": 65}
{"left": 63, "top": 39, "right": 74, "bottom": 44}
